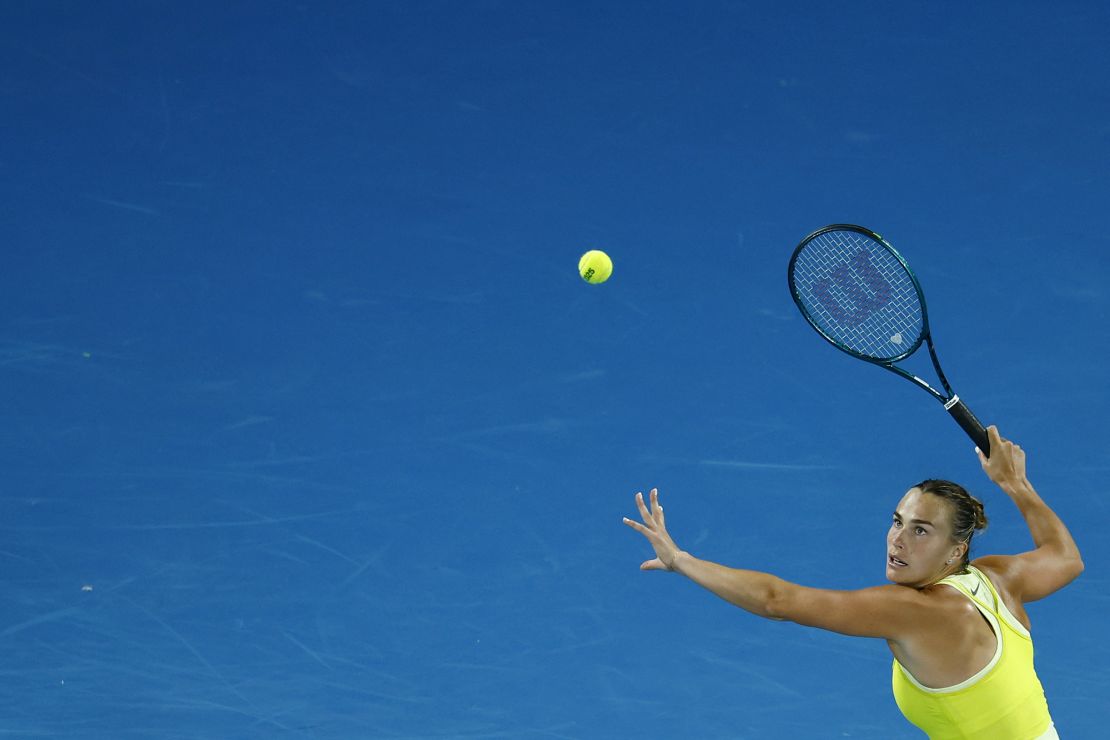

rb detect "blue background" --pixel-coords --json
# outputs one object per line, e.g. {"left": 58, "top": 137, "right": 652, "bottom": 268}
{"left": 2, "top": 2, "right": 1107, "bottom": 737}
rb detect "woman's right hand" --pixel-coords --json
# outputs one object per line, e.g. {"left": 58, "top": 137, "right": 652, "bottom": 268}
{"left": 977, "top": 425, "right": 1027, "bottom": 487}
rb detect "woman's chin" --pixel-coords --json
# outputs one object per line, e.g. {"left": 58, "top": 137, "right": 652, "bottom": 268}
{"left": 886, "top": 565, "right": 912, "bottom": 584}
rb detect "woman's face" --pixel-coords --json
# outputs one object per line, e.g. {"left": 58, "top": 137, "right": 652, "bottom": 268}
{"left": 886, "top": 488, "right": 966, "bottom": 588}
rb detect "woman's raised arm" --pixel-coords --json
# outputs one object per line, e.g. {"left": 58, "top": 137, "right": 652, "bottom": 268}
{"left": 973, "top": 426, "right": 1084, "bottom": 603}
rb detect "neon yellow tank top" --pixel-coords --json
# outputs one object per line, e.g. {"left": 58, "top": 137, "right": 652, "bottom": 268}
{"left": 891, "top": 565, "right": 1054, "bottom": 739}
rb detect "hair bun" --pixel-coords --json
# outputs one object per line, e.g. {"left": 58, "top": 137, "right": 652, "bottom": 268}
{"left": 971, "top": 496, "right": 988, "bottom": 531}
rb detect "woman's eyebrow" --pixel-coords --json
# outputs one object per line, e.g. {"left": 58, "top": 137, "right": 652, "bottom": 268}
{"left": 892, "top": 511, "right": 934, "bottom": 526}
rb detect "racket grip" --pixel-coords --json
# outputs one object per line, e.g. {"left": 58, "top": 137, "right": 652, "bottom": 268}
{"left": 945, "top": 397, "right": 990, "bottom": 458}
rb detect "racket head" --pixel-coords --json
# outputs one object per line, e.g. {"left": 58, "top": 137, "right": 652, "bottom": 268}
{"left": 788, "top": 224, "right": 929, "bottom": 363}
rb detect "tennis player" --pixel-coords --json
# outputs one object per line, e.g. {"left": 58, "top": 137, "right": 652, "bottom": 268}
{"left": 624, "top": 426, "right": 1082, "bottom": 739}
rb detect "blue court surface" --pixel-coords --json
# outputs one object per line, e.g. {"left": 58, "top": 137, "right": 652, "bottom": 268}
{"left": 2, "top": 3, "right": 1108, "bottom": 738}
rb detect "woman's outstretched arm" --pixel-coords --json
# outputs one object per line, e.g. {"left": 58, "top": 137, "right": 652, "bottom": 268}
{"left": 623, "top": 488, "right": 925, "bottom": 639}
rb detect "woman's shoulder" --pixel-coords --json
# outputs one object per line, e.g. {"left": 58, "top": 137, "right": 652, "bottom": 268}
{"left": 970, "top": 556, "right": 1017, "bottom": 594}
{"left": 969, "top": 557, "right": 1032, "bottom": 630}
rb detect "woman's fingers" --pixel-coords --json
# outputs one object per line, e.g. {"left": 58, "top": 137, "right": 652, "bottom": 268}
{"left": 988, "top": 425, "right": 1020, "bottom": 455}
{"left": 979, "top": 425, "right": 1030, "bottom": 484}
{"left": 987, "top": 426, "right": 1011, "bottom": 455}
{"left": 625, "top": 491, "right": 676, "bottom": 572}
{"left": 650, "top": 489, "right": 669, "bottom": 532}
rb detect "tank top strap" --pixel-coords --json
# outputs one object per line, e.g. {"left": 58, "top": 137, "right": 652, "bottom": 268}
{"left": 938, "top": 565, "right": 1030, "bottom": 639}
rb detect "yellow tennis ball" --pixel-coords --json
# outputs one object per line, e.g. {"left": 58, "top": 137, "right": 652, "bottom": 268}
{"left": 578, "top": 250, "right": 613, "bottom": 284}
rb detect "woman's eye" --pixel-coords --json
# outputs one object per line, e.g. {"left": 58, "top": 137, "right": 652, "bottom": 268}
{"left": 915, "top": 527, "right": 926, "bottom": 535}
{"left": 892, "top": 519, "right": 902, "bottom": 528}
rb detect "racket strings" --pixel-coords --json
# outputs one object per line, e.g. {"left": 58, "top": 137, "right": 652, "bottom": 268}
{"left": 791, "top": 230, "right": 924, "bottom": 361}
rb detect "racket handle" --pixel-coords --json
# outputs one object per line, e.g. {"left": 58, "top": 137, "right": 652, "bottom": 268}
{"left": 945, "top": 396, "right": 990, "bottom": 457}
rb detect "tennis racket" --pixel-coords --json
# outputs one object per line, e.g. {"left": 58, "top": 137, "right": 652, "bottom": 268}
{"left": 787, "top": 224, "right": 990, "bottom": 456}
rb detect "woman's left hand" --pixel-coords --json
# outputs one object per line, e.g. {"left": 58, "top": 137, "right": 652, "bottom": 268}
{"left": 623, "top": 488, "right": 682, "bottom": 571}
